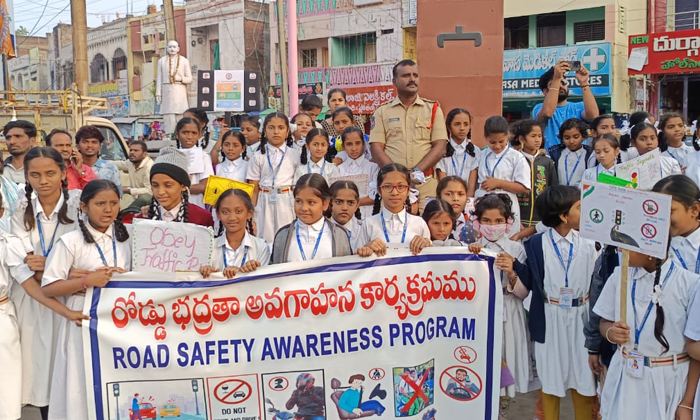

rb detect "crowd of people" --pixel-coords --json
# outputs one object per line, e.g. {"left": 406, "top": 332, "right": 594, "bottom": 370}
{"left": 2, "top": 58, "right": 700, "bottom": 420}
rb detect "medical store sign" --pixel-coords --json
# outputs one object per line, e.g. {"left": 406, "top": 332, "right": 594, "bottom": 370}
{"left": 628, "top": 29, "right": 700, "bottom": 75}
{"left": 502, "top": 42, "right": 611, "bottom": 98}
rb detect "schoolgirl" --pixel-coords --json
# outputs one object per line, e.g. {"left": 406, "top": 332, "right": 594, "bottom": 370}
{"left": 145, "top": 147, "right": 214, "bottom": 227}
{"left": 435, "top": 108, "right": 480, "bottom": 189}
{"left": 200, "top": 189, "right": 270, "bottom": 279}
{"left": 216, "top": 130, "right": 249, "bottom": 183}
{"left": 630, "top": 122, "right": 682, "bottom": 178}
{"left": 174, "top": 117, "right": 214, "bottom": 208}
{"left": 332, "top": 107, "right": 370, "bottom": 163}
{"left": 246, "top": 112, "right": 300, "bottom": 243}
{"left": 291, "top": 113, "right": 314, "bottom": 150}
{"left": 336, "top": 126, "right": 379, "bottom": 219}
{"left": 620, "top": 111, "right": 656, "bottom": 162}
{"left": 241, "top": 115, "right": 262, "bottom": 157}
{"left": 271, "top": 174, "right": 352, "bottom": 263}
{"left": 437, "top": 176, "right": 477, "bottom": 243}
{"left": 42, "top": 180, "right": 132, "bottom": 420}
{"left": 295, "top": 128, "right": 338, "bottom": 183}
{"left": 327, "top": 180, "right": 363, "bottom": 251}
{"left": 580, "top": 134, "right": 621, "bottom": 187}
{"left": 659, "top": 113, "right": 691, "bottom": 169}
{"left": 548, "top": 118, "right": 596, "bottom": 188}
{"left": 422, "top": 199, "right": 461, "bottom": 246}
{"left": 589, "top": 114, "right": 616, "bottom": 138}
{"left": 355, "top": 164, "right": 431, "bottom": 256}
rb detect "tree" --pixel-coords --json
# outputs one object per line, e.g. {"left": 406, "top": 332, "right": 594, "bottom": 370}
{"left": 16, "top": 26, "right": 30, "bottom": 36}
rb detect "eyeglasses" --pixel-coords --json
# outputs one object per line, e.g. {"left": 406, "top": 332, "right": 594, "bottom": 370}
{"left": 380, "top": 184, "right": 409, "bottom": 193}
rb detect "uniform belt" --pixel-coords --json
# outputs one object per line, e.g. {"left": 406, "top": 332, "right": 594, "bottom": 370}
{"left": 545, "top": 293, "right": 589, "bottom": 307}
{"left": 621, "top": 348, "right": 689, "bottom": 368}
{"left": 0, "top": 296, "right": 8, "bottom": 305}
{"left": 260, "top": 186, "right": 292, "bottom": 194}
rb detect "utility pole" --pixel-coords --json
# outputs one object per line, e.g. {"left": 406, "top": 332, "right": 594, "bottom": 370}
{"left": 276, "top": 0, "right": 290, "bottom": 115}
{"left": 71, "top": 0, "right": 89, "bottom": 95}
{"left": 288, "top": 0, "right": 298, "bottom": 116}
{"left": 163, "top": 0, "right": 176, "bottom": 44}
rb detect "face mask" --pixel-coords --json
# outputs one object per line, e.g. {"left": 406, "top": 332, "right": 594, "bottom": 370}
{"left": 477, "top": 223, "right": 508, "bottom": 242}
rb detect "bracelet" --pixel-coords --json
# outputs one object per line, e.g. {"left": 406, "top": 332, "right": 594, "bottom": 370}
{"left": 605, "top": 326, "right": 614, "bottom": 343}
{"left": 580, "top": 84, "right": 590, "bottom": 88}
{"left": 81, "top": 274, "right": 89, "bottom": 290}
{"left": 678, "top": 405, "right": 693, "bottom": 411}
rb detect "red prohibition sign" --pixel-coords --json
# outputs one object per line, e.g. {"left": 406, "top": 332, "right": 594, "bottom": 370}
{"left": 643, "top": 200, "right": 659, "bottom": 215}
{"left": 641, "top": 223, "right": 657, "bottom": 239}
{"left": 213, "top": 379, "right": 252, "bottom": 405}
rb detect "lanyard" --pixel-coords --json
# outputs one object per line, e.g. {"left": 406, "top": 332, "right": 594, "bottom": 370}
{"left": 564, "top": 152, "right": 583, "bottom": 186}
{"left": 36, "top": 214, "right": 60, "bottom": 257}
{"left": 451, "top": 151, "right": 469, "bottom": 178}
{"left": 381, "top": 211, "right": 408, "bottom": 243}
{"left": 223, "top": 245, "right": 248, "bottom": 268}
{"left": 266, "top": 146, "right": 287, "bottom": 187}
{"left": 485, "top": 147, "right": 508, "bottom": 177}
{"left": 672, "top": 247, "right": 700, "bottom": 274}
{"left": 95, "top": 233, "right": 117, "bottom": 268}
{"left": 666, "top": 148, "right": 682, "bottom": 165}
{"left": 549, "top": 230, "right": 573, "bottom": 287}
{"left": 632, "top": 262, "right": 675, "bottom": 348}
{"left": 307, "top": 159, "right": 326, "bottom": 176}
{"left": 296, "top": 220, "right": 325, "bottom": 261}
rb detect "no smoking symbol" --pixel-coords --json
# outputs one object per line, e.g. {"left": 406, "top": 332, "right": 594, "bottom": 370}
{"left": 641, "top": 223, "right": 657, "bottom": 239}
{"left": 214, "top": 379, "right": 252, "bottom": 405}
{"left": 643, "top": 200, "right": 659, "bottom": 215}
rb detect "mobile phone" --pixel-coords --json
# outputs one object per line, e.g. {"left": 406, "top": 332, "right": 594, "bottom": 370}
{"left": 566, "top": 60, "right": 582, "bottom": 72}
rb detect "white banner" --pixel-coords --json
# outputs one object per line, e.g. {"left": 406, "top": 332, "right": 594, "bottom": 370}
{"left": 84, "top": 249, "right": 502, "bottom": 420}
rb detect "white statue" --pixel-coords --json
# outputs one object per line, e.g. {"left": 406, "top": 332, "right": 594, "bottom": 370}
{"left": 156, "top": 40, "right": 193, "bottom": 134}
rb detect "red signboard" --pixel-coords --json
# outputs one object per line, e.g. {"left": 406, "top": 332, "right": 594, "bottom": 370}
{"left": 628, "top": 29, "right": 700, "bottom": 75}
{"left": 341, "top": 85, "right": 397, "bottom": 115}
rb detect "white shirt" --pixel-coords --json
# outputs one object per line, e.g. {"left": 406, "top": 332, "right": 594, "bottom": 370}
{"left": 246, "top": 142, "right": 261, "bottom": 158}
{"left": 246, "top": 144, "right": 300, "bottom": 187}
{"left": 11, "top": 191, "right": 80, "bottom": 255}
{"left": 0, "top": 232, "right": 35, "bottom": 294}
{"left": 476, "top": 146, "right": 531, "bottom": 193}
{"left": 293, "top": 158, "right": 338, "bottom": 184}
{"left": 660, "top": 155, "right": 682, "bottom": 178}
{"left": 685, "top": 151, "right": 700, "bottom": 187}
{"left": 183, "top": 146, "right": 214, "bottom": 208}
{"left": 337, "top": 156, "right": 379, "bottom": 219}
{"left": 556, "top": 147, "right": 594, "bottom": 187}
{"left": 216, "top": 157, "right": 249, "bottom": 183}
{"left": 663, "top": 143, "right": 693, "bottom": 168}
{"left": 210, "top": 231, "right": 271, "bottom": 269}
{"left": 340, "top": 217, "right": 362, "bottom": 250}
{"left": 580, "top": 164, "right": 616, "bottom": 188}
{"left": 671, "top": 226, "right": 700, "bottom": 274}
{"left": 543, "top": 228, "right": 598, "bottom": 298}
{"left": 356, "top": 208, "right": 430, "bottom": 247}
{"left": 159, "top": 204, "right": 182, "bottom": 222}
{"left": 436, "top": 139, "right": 481, "bottom": 180}
{"left": 478, "top": 235, "right": 525, "bottom": 288}
{"left": 286, "top": 218, "right": 333, "bottom": 262}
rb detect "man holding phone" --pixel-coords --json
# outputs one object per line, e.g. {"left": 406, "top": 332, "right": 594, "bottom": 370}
{"left": 46, "top": 129, "right": 98, "bottom": 190}
{"left": 532, "top": 60, "right": 599, "bottom": 150}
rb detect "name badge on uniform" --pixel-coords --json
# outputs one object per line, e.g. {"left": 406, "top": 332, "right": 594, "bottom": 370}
{"left": 559, "top": 287, "right": 574, "bottom": 308}
{"left": 625, "top": 350, "right": 644, "bottom": 378}
{"left": 269, "top": 192, "right": 278, "bottom": 204}
{"left": 503, "top": 303, "right": 507, "bottom": 323}
{"left": 388, "top": 118, "right": 400, "bottom": 122}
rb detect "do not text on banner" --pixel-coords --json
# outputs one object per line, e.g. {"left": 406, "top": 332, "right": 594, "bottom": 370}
{"left": 83, "top": 250, "right": 502, "bottom": 420}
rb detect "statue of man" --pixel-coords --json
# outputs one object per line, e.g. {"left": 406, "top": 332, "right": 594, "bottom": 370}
{"left": 156, "top": 40, "right": 193, "bottom": 134}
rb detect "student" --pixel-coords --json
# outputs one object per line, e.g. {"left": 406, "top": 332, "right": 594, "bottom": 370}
{"left": 659, "top": 113, "right": 691, "bottom": 169}
{"left": 548, "top": 118, "right": 595, "bottom": 188}
{"left": 436, "top": 108, "right": 480, "bottom": 190}
{"left": 630, "top": 122, "right": 681, "bottom": 178}
{"left": 621, "top": 111, "right": 655, "bottom": 162}
{"left": 320, "top": 88, "right": 365, "bottom": 137}
{"left": 331, "top": 107, "right": 369, "bottom": 163}
{"left": 42, "top": 180, "right": 132, "bottom": 420}
{"left": 291, "top": 113, "right": 315, "bottom": 150}
{"left": 145, "top": 147, "right": 214, "bottom": 227}
{"left": 271, "top": 174, "right": 352, "bottom": 263}
{"left": 10, "top": 147, "right": 81, "bottom": 416}
{"left": 594, "top": 245, "right": 699, "bottom": 419}
{"left": 580, "top": 134, "right": 621, "bottom": 187}
{"left": 300, "top": 95, "right": 324, "bottom": 129}
{"left": 422, "top": 199, "right": 461, "bottom": 246}
{"left": 184, "top": 108, "right": 211, "bottom": 150}
{"left": 295, "top": 128, "right": 338, "bottom": 183}
{"left": 514, "top": 119, "right": 558, "bottom": 234}
{"left": 589, "top": 114, "right": 616, "bottom": 138}
{"left": 216, "top": 131, "right": 249, "bottom": 183}
{"left": 437, "top": 176, "right": 477, "bottom": 244}
{"left": 475, "top": 116, "right": 530, "bottom": 237}
{"left": 200, "top": 189, "right": 270, "bottom": 279}
{"left": 241, "top": 116, "right": 263, "bottom": 157}
{"left": 355, "top": 164, "right": 431, "bottom": 257}
{"left": 246, "top": 113, "right": 300, "bottom": 243}
{"left": 174, "top": 117, "right": 214, "bottom": 208}
{"left": 328, "top": 180, "right": 363, "bottom": 250}
{"left": 511, "top": 186, "right": 598, "bottom": 419}
{"left": 336, "top": 127, "right": 379, "bottom": 219}
{"left": 468, "top": 194, "right": 529, "bottom": 407}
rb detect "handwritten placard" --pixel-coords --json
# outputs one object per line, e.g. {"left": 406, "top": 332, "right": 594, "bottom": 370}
{"left": 132, "top": 220, "right": 214, "bottom": 272}
{"left": 329, "top": 174, "right": 370, "bottom": 197}
{"left": 614, "top": 149, "right": 662, "bottom": 190}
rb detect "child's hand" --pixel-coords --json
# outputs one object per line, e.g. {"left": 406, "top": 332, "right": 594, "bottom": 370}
{"left": 140, "top": 205, "right": 150, "bottom": 218}
{"left": 496, "top": 252, "right": 516, "bottom": 278}
{"left": 410, "top": 236, "right": 431, "bottom": 255}
{"left": 355, "top": 246, "right": 374, "bottom": 257}
{"left": 68, "top": 268, "right": 91, "bottom": 281}
{"left": 240, "top": 260, "right": 261, "bottom": 273}
{"left": 222, "top": 266, "right": 239, "bottom": 279}
{"left": 200, "top": 265, "right": 218, "bottom": 278}
{"left": 85, "top": 269, "right": 112, "bottom": 288}
{"left": 676, "top": 401, "right": 694, "bottom": 420}
{"left": 607, "top": 321, "right": 631, "bottom": 344}
{"left": 108, "top": 267, "right": 127, "bottom": 275}
{"left": 480, "top": 176, "right": 501, "bottom": 192}
{"left": 64, "top": 309, "right": 91, "bottom": 327}
{"left": 24, "top": 255, "right": 46, "bottom": 271}
{"left": 468, "top": 243, "right": 483, "bottom": 254}
{"left": 333, "top": 157, "right": 344, "bottom": 165}
{"left": 366, "top": 238, "right": 387, "bottom": 256}
{"left": 588, "top": 354, "right": 602, "bottom": 376}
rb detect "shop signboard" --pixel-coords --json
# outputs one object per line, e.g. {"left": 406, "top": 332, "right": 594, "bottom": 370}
{"left": 628, "top": 29, "right": 700, "bottom": 75}
{"left": 502, "top": 42, "right": 612, "bottom": 98}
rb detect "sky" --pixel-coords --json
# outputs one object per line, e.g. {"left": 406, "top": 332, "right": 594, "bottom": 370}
{"left": 14, "top": 0, "right": 184, "bottom": 37}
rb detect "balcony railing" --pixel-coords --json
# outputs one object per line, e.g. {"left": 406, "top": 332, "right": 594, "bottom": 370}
{"left": 669, "top": 10, "right": 700, "bottom": 31}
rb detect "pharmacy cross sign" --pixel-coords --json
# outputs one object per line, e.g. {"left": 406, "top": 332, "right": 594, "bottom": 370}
{"left": 582, "top": 47, "right": 608, "bottom": 72}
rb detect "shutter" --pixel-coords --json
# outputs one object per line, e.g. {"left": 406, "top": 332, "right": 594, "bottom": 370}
{"left": 574, "top": 20, "right": 605, "bottom": 43}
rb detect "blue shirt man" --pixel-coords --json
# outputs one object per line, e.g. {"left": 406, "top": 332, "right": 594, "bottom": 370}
{"left": 132, "top": 394, "right": 142, "bottom": 420}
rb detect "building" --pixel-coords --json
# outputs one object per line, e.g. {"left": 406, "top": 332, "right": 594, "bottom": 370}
{"left": 7, "top": 35, "right": 50, "bottom": 91}
{"left": 47, "top": 23, "right": 74, "bottom": 90}
{"left": 87, "top": 17, "right": 130, "bottom": 117}
{"left": 501, "top": 0, "right": 648, "bottom": 120}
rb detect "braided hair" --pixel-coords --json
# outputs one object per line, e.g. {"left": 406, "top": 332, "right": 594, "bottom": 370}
{"left": 184, "top": 108, "right": 210, "bottom": 149}
{"left": 325, "top": 180, "right": 362, "bottom": 221}
{"left": 445, "top": 108, "right": 475, "bottom": 158}
{"left": 148, "top": 189, "right": 190, "bottom": 223}
{"left": 259, "top": 113, "right": 293, "bottom": 155}
{"left": 78, "top": 179, "right": 129, "bottom": 244}
{"left": 471, "top": 193, "right": 515, "bottom": 222}
{"left": 652, "top": 258, "right": 670, "bottom": 354}
{"left": 220, "top": 130, "right": 247, "bottom": 162}
{"left": 621, "top": 111, "right": 653, "bottom": 152}
{"left": 657, "top": 112, "right": 684, "bottom": 152}
{"left": 22, "top": 147, "right": 74, "bottom": 230}
{"left": 301, "top": 128, "right": 332, "bottom": 165}
{"left": 372, "top": 164, "right": 412, "bottom": 215}
{"left": 214, "top": 189, "right": 255, "bottom": 238}
{"left": 174, "top": 117, "right": 202, "bottom": 149}
{"left": 592, "top": 134, "right": 623, "bottom": 165}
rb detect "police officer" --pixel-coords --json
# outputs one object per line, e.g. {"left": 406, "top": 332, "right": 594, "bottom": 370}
{"left": 369, "top": 59, "right": 448, "bottom": 210}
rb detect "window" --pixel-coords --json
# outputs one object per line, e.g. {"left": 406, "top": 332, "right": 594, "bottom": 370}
{"left": 364, "top": 41, "right": 377, "bottom": 63}
{"left": 574, "top": 20, "right": 605, "bottom": 43}
{"left": 322, "top": 47, "right": 329, "bottom": 67}
{"left": 537, "top": 13, "right": 566, "bottom": 47}
{"left": 331, "top": 33, "right": 377, "bottom": 66}
{"left": 504, "top": 16, "right": 529, "bottom": 50}
{"left": 301, "top": 48, "right": 318, "bottom": 68}
{"left": 90, "top": 53, "right": 109, "bottom": 83}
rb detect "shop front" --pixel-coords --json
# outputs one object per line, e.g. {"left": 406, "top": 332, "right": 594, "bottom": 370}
{"left": 628, "top": 29, "right": 700, "bottom": 123}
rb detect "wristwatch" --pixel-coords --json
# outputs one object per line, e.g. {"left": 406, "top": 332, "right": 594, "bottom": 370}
{"left": 412, "top": 167, "right": 426, "bottom": 184}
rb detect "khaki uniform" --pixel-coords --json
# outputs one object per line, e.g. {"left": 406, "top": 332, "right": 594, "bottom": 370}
{"left": 369, "top": 96, "right": 448, "bottom": 209}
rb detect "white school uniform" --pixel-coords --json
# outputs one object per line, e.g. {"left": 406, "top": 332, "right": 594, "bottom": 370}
{"left": 337, "top": 156, "right": 379, "bottom": 219}
{"left": 579, "top": 164, "right": 615, "bottom": 188}
{"left": 477, "top": 236, "right": 530, "bottom": 396}
{"left": 684, "top": 277, "right": 700, "bottom": 420}
{"left": 246, "top": 144, "right": 300, "bottom": 243}
{"left": 435, "top": 138, "right": 481, "bottom": 180}
{"left": 210, "top": 231, "right": 270, "bottom": 269}
{"left": 663, "top": 143, "right": 693, "bottom": 168}
{"left": 475, "top": 147, "right": 530, "bottom": 235}
{"left": 0, "top": 232, "right": 34, "bottom": 420}
{"left": 293, "top": 158, "right": 339, "bottom": 184}
{"left": 671, "top": 227, "right": 700, "bottom": 275}
{"left": 595, "top": 261, "right": 698, "bottom": 420}
{"left": 620, "top": 148, "right": 639, "bottom": 163}
{"left": 685, "top": 151, "right": 700, "bottom": 187}
{"left": 10, "top": 191, "right": 80, "bottom": 407}
{"left": 556, "top": 147, "right": 595, "bottom": 187}
{"left": 246, "top": 142, "right": 261, "bottom": 158}
{"left": 216, "top": 157, "right": 249, "bottom": 183}
{"left": 356, "top": 208, "right": 430, "bottom": 247}
{"left": 660, "top": 155, "right": 682, "bottom": 178}
{"left": 44, "top": 224, "right": 132, "bottom": 420}
{"left": 339, "top": 217, "right": 362, "bottom": 251}
{"left": 182, "top": 146, "right": 214, "bottom": 208}
{"left": 286, "top": 218, "right": 334, "bottom": 262}
{"left": 537, "top": 228, "right": 598, "bottom": 398}
{"left": 159, "top": 204, "right": 182, "bottom": 222}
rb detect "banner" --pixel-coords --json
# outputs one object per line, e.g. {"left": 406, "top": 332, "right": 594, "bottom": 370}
{"left": 84, "top": 249, "right": 502, "bottom": 420}
{"left": 502, "top": 42, "right": 612, "bottom": 98}
{"left": 628, "top": 29, "right": 700, "bottom": 75}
